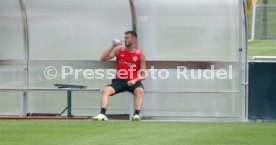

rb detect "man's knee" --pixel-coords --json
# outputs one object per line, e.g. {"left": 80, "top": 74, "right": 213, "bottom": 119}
{"left": 102, "top": 86, "right": 115, "bottom": 96}
{"left": 134, "top": 87, "right": 144, "bottom": 96}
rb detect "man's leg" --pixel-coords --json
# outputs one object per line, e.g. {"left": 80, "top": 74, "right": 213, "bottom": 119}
{"left": 132, "top": 87, "right": 144, "bottom": 121}
{"left": 134, "top": 87, "right": 144, "bottom": 111}
{"left": 101, "top": 86, "right": 116, "bottom": 110}
{"left": 92, "top": 86, "right": 115, "bottom": 121}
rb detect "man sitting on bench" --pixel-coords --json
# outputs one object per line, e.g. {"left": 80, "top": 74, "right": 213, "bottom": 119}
{"left": 92, "top": 31, "right": 146, "bottom": 121}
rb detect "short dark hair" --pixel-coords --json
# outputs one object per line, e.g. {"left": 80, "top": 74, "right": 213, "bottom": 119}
{"left": 125, "top": 30, "right": 137, "bottom": 38}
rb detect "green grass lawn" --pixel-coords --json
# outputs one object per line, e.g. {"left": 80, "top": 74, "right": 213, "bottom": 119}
{"left": 0, "top": 120, "right": 276, "bottom": 145}
{"left": 248, "top": 39, "right": 276, "bottom": 60}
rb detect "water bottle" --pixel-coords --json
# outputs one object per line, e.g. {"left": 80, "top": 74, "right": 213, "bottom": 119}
{"left": 112, "top": 38, "right": 123, "bottom": 46}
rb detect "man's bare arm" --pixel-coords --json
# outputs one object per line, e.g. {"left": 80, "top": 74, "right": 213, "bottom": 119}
{"left": 100, "top": 45, "right": 122, "bottom": 61}
{"left": 128, "top": 53, "right": 147, "bottom": 86}
{"left": 137, "top": 53, "right": 147, "bottom": 81}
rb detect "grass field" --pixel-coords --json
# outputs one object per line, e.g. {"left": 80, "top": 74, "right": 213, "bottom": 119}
{"left": 0, "top": 120, "right": 276, "bottom": 145}
{"left": 248, "top": 39, "right": 276, "bottom": 60}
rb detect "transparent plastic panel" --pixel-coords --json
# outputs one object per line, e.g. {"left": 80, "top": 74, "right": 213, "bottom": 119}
{"left": 0, "top": 67, "right": 25, "bottom": 88}
{"left": 0, "top": 92, "right": 20, "bottom": 115}
{"left": 25, "top": 0, "right": 132, "bottom": 59}
{"left": 133, "top": 0, "right": 243, "bottom": 120}
{"left": 29, "top": 66, "right": 113, "bottom": 88}
{"left": 72, "top": 92, "right": 130, "bottom": 115}
{"left": 0, "top": 0, "right": 245, "bottom": 120}
{"left": 142, "top": 93, "right": 241, "bottom": 118}
{"left": 0, "top": 0, "right": 24, "bottom": 59}
{"left": 28, "top": 67, "right": 130, "bottom": 115}
{"left": 135, "top": 0, "right": 239, "bottom": 61}
{"left": 28, "top": 92, "right": 67, "bottom": 114}
{"left": 143, "top": 65, "right": 239, "bottom": 90}
{"left": 28, "top": 92, "right": 130, "bottom": 115}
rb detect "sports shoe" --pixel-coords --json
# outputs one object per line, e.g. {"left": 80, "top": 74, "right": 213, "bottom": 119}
{"left": 92, "top": 114, "right": 108, "bottom": 121}
{"left": 131, "top": 114, "right": 141, "bottom": 121}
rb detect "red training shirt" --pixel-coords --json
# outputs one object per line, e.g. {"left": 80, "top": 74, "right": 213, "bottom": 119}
{"left": 115, "top": 47, "right": 142, "bottom": 80}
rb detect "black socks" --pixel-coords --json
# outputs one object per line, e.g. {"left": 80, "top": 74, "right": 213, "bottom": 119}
{"left": 100, "top": 108, "right": 106, "bottom": 115}
{"left": 134, "top": 110, "right": 140, "bottom": 115}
